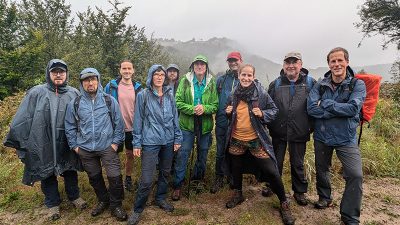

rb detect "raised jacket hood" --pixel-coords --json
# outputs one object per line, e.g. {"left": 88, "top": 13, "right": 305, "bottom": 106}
{"left": 146, "top": 64, "right": 167, "bottom": 88}
{"left": 79, "top": 67, "right": 104, "bottom": 98}
{"left": 46, "top": 59, "right": 69, "bottom": 93}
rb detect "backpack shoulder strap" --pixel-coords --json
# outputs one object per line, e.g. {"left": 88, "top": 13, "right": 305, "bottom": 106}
{"left": 349, "top": 77, "right": 358, "bottom": 92}
{"left": 274, "top": 77, "right": 282, "bottom": 91}
{"left": 104, "top": 94, "right": 115, "bottom": 130}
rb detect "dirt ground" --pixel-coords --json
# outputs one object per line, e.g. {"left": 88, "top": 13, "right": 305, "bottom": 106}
{"left": 0, "top": 176, "right": 399, "bottom": 225}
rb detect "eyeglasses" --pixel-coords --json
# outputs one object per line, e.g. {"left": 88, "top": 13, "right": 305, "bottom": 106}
{"left": 284, "top": 59, "right": 300, "bottom": 65}
{"left": 82, "top": 76, "right": 98, "bottom": 83}
{"left": 50, "top": 71, "right": 66, "bottom": 76}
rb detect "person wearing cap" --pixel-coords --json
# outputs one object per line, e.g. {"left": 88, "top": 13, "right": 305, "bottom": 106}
{"left": 4, "top": 59, "right": 87, "bottom": 221}
{"left": 307, "top": 47, "right": 365, "bottom": 225}
{"left": 104, "top": 59, "right": 143, "bottom": 192}
{"left": 127, "top": 65, "right": 182, "bottom": 225}
{"left": 210, "top": 51, "right": 242, "bottom": 194}
{"left": 171, "top": 54, "right": 218, "bottom": 200}
{"left": 64, "top": 68, "right": 127, "bottom": 221}
{"left": 267, "top": 52, "right": 316, "bottom": 205}
{"left": 166, "top": 63, "right": 180, "bottom": 96}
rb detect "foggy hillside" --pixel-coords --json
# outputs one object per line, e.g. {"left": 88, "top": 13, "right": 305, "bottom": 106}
{"left": 158, "top": 37, "right": 394, "bottom": 86}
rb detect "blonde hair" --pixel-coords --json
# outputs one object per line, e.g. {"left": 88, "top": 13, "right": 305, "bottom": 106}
{"left": 239, "top": 64, "right": 256, "bottom": 76}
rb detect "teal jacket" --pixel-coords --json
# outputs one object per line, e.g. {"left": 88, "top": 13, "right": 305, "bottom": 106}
{"left": 175, "top": 72, "right": 218, "bottom": 134}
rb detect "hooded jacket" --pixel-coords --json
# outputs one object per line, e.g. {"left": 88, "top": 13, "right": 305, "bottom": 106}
{"left": 175, "top": 57, "right": 218, "bottom": 134}
{"left": 4, "top": 59, "right": 81, "bottom": 186}
{"left": 64, "top": 68, "right": 125, "bottom": 152}
{"left": 307, "top": 67, "right": 366, "bottom": 146}
{"left": 132, "top": 65, "right": 183, "bottom": 148}
{"left": 268, "top": 68, "right": 316, "bottom": 142}
{"left": 166, "top": 63, "right": 180, "bottom": 96}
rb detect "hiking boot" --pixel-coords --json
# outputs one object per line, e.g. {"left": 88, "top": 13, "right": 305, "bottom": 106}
{"left": 91, "top": 201, "right": 109, "bottom": 217}
{"left": 124, "top": 176, "right": 134, "bottom": 192}
{"left": 127, "top": 211, "right": 141, "bottom": 225}
{"left": 155, "top": 200, "right": 174, "bottom": 212}
{"left": 226, "top": 189, "right": 245, "bottom": 209}
{"left": 210, "top": 176, "right": 224, "bottom": 194}
{"left": 293, "top": 193, "right": 308, "bottom": 206}
{"left": 261, "top": 186, "right": 274, "bottom": 197}
{"left": 171, "top": 188, "right": 181, "bottom": 201}
{"left": 47, "top": 206, "right": 60, "bottom": 221}
{"left": 280, "top": 201, "right": 295, "bottom": 225}
{"left": 71, "top": 197, "right": 88, "bottom": 210}
{"left": 110, "top": 206, "right": 127, "bottom": 221}
{"left": 314, "top": 198, "right": 333, "bottom": 209}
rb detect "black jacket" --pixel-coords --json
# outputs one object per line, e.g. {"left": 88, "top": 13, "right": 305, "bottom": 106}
{"left": 268, "top": 68, "right": 316, "bottom": 142}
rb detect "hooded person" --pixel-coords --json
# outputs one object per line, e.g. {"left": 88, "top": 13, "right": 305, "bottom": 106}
{"left": 127, "top": 64, "right": 182, "bottom": 225}
{"left": 64, "top": 68, "right": 127, "bottom": 221}
{"left": 4, "top": 59, "right": 87, "bottom": 221}
{"left": 171, "top": 55, "right": 218, "bottom": 201}
{"left": 166, "top": 63, "right": 180, "bottom": 96}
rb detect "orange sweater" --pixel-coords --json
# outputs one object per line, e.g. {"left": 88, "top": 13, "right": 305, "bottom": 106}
{"left": 232, "top": 101, "right": 258, "bottom": 141}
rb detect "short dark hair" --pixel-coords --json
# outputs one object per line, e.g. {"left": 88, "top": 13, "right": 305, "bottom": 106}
{"left": 119, "top": 59, "right": 134, "bottom": 68}
{"left": 239, "top": 64, "right": 256, "bottom": 76}
{"left": 327, "top": 47, "right": 349, "bottom": 63}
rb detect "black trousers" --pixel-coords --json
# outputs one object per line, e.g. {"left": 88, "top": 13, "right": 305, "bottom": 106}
{"left": 230, "top": 151, "right": 287, "bottom": 202}
{"left": 272, "top": 138, "right": 308, "bottom": 193}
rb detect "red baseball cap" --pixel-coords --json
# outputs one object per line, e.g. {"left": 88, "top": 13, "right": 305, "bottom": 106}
{"left": 227, "top": 51, "right": 242, "bottom": 62}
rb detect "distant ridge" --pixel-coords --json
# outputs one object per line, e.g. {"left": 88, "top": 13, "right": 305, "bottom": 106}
{"left": 158, "top": 37, "right": 394, "bottom": 85}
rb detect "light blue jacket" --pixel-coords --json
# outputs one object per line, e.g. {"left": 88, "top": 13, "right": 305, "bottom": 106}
{"left": 65, "top": 68, "right": 125, "bottom": 152}
{"left": 307, "top": 67, "right": 366, "bottom": 146}
{"left": 132, "top": 65, "right": 183, "bottom": 149}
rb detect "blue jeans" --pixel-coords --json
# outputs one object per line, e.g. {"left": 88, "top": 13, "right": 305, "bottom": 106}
{"left": 173, "top": 130, "right": 212, "bottom": 189}
{"left": 134, "top": 143, "right": 174, "bottom": 213}
{"left": 314, "top": 140, "right": 363, "bottom": 225}
{"left": 40, "top": 170, "right": 80, "bottom": 208}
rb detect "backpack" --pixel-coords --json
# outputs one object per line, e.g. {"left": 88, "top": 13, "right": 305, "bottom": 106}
{"left": 319, "top": 74, "right": 382, "bottom": 145}
{"left": 73, "top": 93, "right": 114, "bottom": 133}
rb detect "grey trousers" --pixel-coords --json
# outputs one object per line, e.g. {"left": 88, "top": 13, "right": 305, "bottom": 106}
{"left": 314, "top": 140, "right": 363, "bottom": 225}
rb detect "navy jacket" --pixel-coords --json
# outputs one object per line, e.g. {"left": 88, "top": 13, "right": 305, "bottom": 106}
{"left": 307, "top": 67, "right": 366, "bottom": 146}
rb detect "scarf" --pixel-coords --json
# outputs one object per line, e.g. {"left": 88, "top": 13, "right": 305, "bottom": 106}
{"left": 234, "top": 82, "right": 256, "bottom": 103}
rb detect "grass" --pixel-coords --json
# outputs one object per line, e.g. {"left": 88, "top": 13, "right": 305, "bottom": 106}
{"left": 0, "top": 92, "right": 399, "bottom": 224}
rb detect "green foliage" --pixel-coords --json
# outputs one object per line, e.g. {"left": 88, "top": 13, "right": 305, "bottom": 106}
{"left": 356, "top": 0, "right": 400, "bottom": 49}
{"left": 0, "top": 0, "right": 170, "bottom": 100}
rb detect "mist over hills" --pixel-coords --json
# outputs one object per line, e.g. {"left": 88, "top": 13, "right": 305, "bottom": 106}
{"left": 158, "top": 37, "right": 393, "bottom": 86}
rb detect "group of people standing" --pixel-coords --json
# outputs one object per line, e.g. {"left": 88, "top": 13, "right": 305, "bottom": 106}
{"left": 4, "top": 46, "right": 366, "bottom": 225}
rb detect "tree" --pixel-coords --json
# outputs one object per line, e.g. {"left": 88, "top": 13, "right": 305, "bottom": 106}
{"left": 0, "top": 0, "right": 20, "bottom": 51}
{"left": 356, "top": 0, "right": 400, "bottom": 49}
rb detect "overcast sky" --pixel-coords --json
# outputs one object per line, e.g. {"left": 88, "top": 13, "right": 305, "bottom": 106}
{"left": 69, "top": 0, "right": 399, "bottom": 69}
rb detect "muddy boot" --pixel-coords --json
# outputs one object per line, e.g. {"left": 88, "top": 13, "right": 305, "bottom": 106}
{"left": 47, "top": 206, "right": 60, "bottom": 221}
{"left": 280, "top": 201, "right": 295, "bottom": 225}
{"left": 88, "top": 173, "right": 110, "bottom": 217}
{"left": 210, "top": 175, "right": 224, "bottom": 194}
{"left": 226, "top": 189, "right": 245, "bottom": 209}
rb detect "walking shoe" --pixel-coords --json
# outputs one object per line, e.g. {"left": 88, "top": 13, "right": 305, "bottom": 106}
{"left": 226, "top": 189, "right": 245, "bottom": 209}
{"left": 280, "top": 201, "right": 295, "bottom": 225}
{"left": 47, "top": 206, "right": 60, "bottom": 221}
{"left": 210, "top": 176, "right": 224, "bottom": 194}
{"left": 171, "top": 188, "right": 181, "bottom": 201}
{"left": 124, "top": 176, "right": 134, "bottom": 192}
{"left": 71, "top": 197, "right": 88, "bottom": 210}
{"left": 155, "top": 200, "right": 174, "bottom": 212}
{"left": 127, "top": 211, "right": 141, "bottom": 225}
{"left": 293, "top": 193, "right": 308, "bottom": 206}
{"left": 110, "top": 206, "right": 127, "bottom": 221}
{"left": 91, "top": 201, "right": 110, "bottom": 217}
{"left": 314, "top": 198, "right": 333, "bottom": 209}
{"left": 261, "top": 186, "right": 274, "bottom": 197}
